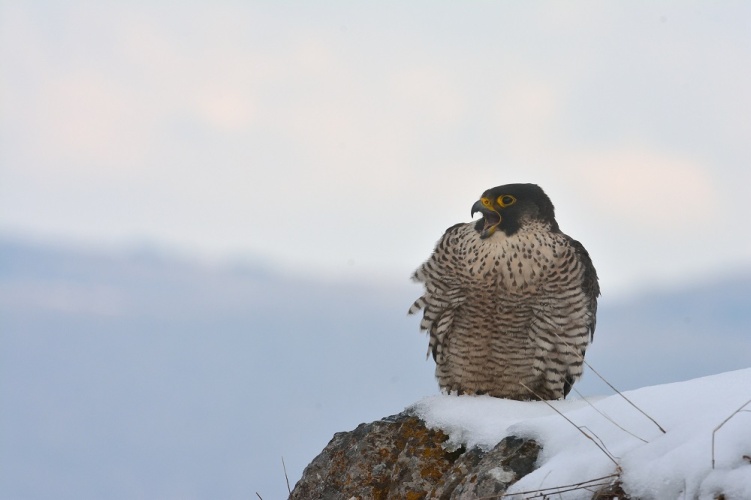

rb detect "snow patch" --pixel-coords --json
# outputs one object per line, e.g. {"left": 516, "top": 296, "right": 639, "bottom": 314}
{"left": 411, "top": 368, "right": 751, "bottom": 499}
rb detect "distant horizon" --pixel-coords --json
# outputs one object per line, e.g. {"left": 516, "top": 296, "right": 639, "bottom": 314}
{"left": 3, "top": 229, "right": 750, "bottom": 303}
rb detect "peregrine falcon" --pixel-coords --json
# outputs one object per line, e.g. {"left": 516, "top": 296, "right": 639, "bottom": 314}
{"left": 409, "top": 183, "right": 599, "bottom": 400}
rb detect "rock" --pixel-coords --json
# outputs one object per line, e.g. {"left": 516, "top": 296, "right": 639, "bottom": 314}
{"left": 440, "top": 436, "right": 541, "bottom": 499}
{"left": 289, "top": 411, "right": 541, "bottom": 500}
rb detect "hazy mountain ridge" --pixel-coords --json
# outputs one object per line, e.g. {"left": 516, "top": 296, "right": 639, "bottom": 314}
{"left": 1, "top": 238, "right": 749, "bottom": 499}
{"left": 3, "top": 236, "right": 750, "bottom": 318}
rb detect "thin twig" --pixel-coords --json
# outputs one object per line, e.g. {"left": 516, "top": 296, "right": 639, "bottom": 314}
{"left": 255, "top": 493, "right": 263, "bottom": 500}
{"left": 712, "top": 399, "right": 751, "bottom": 469}
{"left": 579, "top": 425, "right": 619, "bottom": 462}
{"left": 282, "top": 456, "right": 291, "bottom": 494}
{"left": 581, "top": 358, "right": 666, "bottom": 434}
{"left": 571, "top": 387, "right": 649, "bottom": 443}
{"left": 519, "top": 382, "right": 620, "bottom": 468}
{"left": 477, "top": 473, "right": 620, "bottom": 499}
{"left": 551, "top": 331, "right": 666, "bottom": 434}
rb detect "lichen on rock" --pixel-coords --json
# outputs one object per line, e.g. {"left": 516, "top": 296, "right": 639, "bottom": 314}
{"left": 289, "top": 411, "right": 540, "bottom": 499}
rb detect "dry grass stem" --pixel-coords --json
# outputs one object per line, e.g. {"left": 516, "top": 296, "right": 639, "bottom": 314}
{"left": 571, "top": 387, "right": 649, "bottom": 443}
{"left": 476, "top": 472, "right": 620, "bottom": 499}
{"left": 552, "top": 331, "right": 666, "bottom": 435}
{"left": 519, "top": 382, "right": 620, "bottom": 468}
{"left": 712, "top": 398, "right": 751, "bottom": 469}
{"left": 282, "top": 456, "right": 291, "bottom": 494}
{"left": 581, "top": 358, "right": 666, "bottom": 434}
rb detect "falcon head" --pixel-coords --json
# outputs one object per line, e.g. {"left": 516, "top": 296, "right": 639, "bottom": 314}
{"left": 471, "top": 183, "right": 559, "bottom": 238}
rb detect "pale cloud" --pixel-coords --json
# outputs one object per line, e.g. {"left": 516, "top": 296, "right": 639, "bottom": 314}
{"left": 493, "top": 79, "right": 561, "bottom": 159}
{"left": 35, "top": 71, "right": 148, "bottom": 173}
{"left": 389, "top": 66, "right": 467, "bottom": 127}
{"left": 569, "top": 148, "right": 718, "bottom": 228}
{"left": 198, "top": 87, "right": 257, "bottom": 131}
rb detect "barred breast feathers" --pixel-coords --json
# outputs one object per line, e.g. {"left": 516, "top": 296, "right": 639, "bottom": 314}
{"left": 409, "top": 220, "right": 597, "bottom": 364}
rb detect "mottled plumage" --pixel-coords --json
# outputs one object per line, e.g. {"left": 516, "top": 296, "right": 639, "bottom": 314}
{"left": 409, "top": 183, "right": 599, "bottom": 400}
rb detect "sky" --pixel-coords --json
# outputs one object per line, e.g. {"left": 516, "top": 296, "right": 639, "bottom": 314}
{"left": 2, "top": 2, "right": 751, "bottom": 296}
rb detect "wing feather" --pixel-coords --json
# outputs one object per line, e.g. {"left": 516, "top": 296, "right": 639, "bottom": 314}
{"left": 409, "top": 224, "right": 467, "bottom": 362}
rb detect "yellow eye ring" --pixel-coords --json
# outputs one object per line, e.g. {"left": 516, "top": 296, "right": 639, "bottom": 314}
{"left": 497, "top": 194, "right": 516, "bottom": 207}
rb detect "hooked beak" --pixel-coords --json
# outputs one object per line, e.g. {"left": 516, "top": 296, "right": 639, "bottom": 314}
{"left": 470, "top": 199, "right": 485, "bottom": 218}
{"left": 471, "top": 199, "right": 501, "bottom": 239}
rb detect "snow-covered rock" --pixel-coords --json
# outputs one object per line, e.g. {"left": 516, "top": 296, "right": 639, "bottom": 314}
{"left": 291, "top": 368, "right": 751, "bottom": 499}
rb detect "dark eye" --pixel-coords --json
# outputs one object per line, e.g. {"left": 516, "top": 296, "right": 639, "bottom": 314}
{"left": 497, "top": 195, "right": 516, "bottom": 207}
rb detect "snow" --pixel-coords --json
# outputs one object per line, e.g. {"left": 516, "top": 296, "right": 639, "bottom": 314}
{"left": 411, "top": 368, "right": 751, "bottom": 499}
